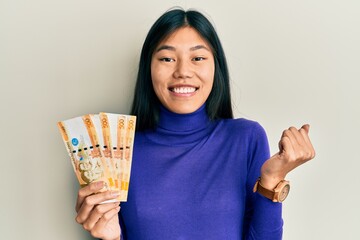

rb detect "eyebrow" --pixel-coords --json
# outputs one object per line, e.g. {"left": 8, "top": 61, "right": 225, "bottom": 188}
{"left": 155, "top": 44, "right": 210, "bottom": 52}
{"left": 156, "top": 45, "right": 175, "bottom": 52}
{"left": 190, "top": 45, "right": 210, "bottom": 51}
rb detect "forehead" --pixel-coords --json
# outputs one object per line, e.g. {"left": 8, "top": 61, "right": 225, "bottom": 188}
{"left": 158, "top": 26, "right": 210, "bottom": 48}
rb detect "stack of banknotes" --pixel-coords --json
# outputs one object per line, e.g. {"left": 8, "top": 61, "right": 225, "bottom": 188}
{"left": 58, "top": 113, "right": 136, "bottom": 202}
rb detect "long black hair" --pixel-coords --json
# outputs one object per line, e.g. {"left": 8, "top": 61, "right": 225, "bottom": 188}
{"left": 130, "top": 8, "right": 233, "bottom": 131}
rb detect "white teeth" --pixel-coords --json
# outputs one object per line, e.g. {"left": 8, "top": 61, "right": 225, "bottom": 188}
{"left": 172, "top": 87, "right": 196, "bottom": 94}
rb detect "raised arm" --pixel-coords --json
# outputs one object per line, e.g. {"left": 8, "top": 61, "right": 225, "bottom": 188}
{"left": 244, "top": 124, "right": 315, "bottom": 239}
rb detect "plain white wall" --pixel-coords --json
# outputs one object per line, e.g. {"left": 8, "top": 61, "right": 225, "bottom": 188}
{"left": 1, "top": 0, "right": 359, "bottom": 239}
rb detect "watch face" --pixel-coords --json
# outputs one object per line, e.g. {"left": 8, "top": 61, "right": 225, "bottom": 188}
{"left": 280, "top": 184, "right": 290, "bottom": 202}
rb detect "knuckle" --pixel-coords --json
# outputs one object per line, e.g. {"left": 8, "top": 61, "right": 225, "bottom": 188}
{"left": 299, "top": 128, "right": 307, "bottom": 134}
{"left": 84, "top": 197, "right": 93, "bottom": 206}
{"left": 77, "top": 190, "right": 85, "bottom": 199}
{"left": 287, "top": 153, "right": 296, "bottom": 162}
{"left": 303, "top": 148, "right": 316, "bottom": 160}
{"left": 102, "top": 214, "right": 110, "bottom": 221}
{"left": 89, "top": 182, "right": 98, "bottom": 191}
{"left": 93, "top": 205, "right": 104, "bottom": 215}
{"left": 297, "top": 151, "right": 305, "bottom": 160}
{"left": 90, "top": 229, "right": 100, "bottom": 238}
{"left": 102, "top": 211, "right": 112, "bottom": 221}
{"left": 280, "top": 136, "right": 289, "bottom": 145}
{"left": 289, "top": 126, "right": 297, "bottom": 131}
{"left": 75, "top": 215, "right": 83, "bottom": 224}
{"left": 281, "top": 135, "right": 288, "bottom": 141}
{"left": 83, "top": 223, "right": 91, "bottom": 231}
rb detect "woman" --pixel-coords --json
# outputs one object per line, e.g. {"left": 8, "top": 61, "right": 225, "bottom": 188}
{"left": 75, "top": 8, "right": 315, "bottom": 240}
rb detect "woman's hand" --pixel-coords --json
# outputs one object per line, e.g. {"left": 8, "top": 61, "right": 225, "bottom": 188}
{"left": 75, "top": 181, "right": 121, "bottom": 240}
{"left": 260, "top": 124, "right": 316, "bottom": 189}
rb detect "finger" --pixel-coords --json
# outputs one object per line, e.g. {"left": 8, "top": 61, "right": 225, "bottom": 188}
{"left": 288, "top": 126, "right": 307, "bottom": 146}
{"left": 289, "top": 126, "right": 316, "bottom": 161}
{"left": 76, "top": 191, "right": 120, "bottom": 224}
{"left": 279, "top": 128, "right": 297, "bottom": 153}
{"left": 82, "top": 202, "right": 120, "bottom": 232}
{"left": 76, "top": 181, "right": 105, "bottom": 212}
{"left": 299, "top": 126, "right": 311, "bottom": 145}
{"left": 278, "top": 139, "right": 283, "bottom": 153}
{"left": 299, "top": 128, "right": 316, "bottom": 159}
{"left": 279, "top": 136, "right": 296, "bottom": 161}
{"left": 90, "top": 206, "right": 121, "bottom": 238}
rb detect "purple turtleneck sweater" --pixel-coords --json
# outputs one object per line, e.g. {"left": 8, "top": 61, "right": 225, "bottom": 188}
{"left": 119, "top": 105, "right": 283, "bottom": 239}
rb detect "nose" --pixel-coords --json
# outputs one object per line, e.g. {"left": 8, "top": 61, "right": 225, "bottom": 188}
{"left": 173, "top": 59, "right": 193, "bottom": 79}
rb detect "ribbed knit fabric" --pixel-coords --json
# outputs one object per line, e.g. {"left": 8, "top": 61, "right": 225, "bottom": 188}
{"left": 120, "top": 104, "right": 283, "bottom": 240}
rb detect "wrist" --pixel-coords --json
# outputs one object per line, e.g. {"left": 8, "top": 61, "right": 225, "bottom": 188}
{"left": 259, "top": 174, "right": 285, "bottom": 190}
{"left": 253, "top": 177, "right": 290, "bottom": 203}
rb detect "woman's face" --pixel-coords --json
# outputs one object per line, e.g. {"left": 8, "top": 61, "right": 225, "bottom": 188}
{"left": 151, "top": 27, "right": 215, "bottom": 114}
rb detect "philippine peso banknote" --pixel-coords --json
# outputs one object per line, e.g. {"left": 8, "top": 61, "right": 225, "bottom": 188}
{"left": 58, "top": 113, "right": 136, "bottom": 202}
{"left": 90, "top": 114, "right": 117, "bottom": 191}
{"left": 102, "top": 113, "right": 136, "bottom": 201}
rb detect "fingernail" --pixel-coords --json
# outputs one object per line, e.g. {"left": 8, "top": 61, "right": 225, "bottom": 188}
{"left": 111, "top": 191, "right": 120, "bottom": 197}
{"left": 96, "top": 181, "right": 105, "bottom": 188}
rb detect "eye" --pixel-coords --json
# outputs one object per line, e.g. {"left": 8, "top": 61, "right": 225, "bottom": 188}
{"left": 159, "top": 57, "right": 175, "bottom": 62}
{"left": 192, "top": 57, "right": 206, "bottom": 61}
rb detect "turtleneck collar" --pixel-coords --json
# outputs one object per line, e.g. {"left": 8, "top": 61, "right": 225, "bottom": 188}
{"left": 158, "top": 104, "right": 210, "bottom": 132}
{"left": 143, "top": 104, "right": 217, "bottom": 145}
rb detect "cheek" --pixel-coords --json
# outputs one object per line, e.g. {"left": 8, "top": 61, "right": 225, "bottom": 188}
{"left": 151, "top": 73, "right": 164, "bottom": 92}
{"left": 198, "top": 59, "right": 215, "bottom": 80}
{"left": 151, "top": 71, "right": 167, "bottom": 99}
{"left": 200, "top": 67, "right": 215, "bottom": 87}
{"left": 151, "top": 66, "right": 171, "bottom": 91}
{"left": 151, "top": 64, "right": 161, "bottom": 91}
{"left": 202, "top": 70, "right": 215, "bottom": 98}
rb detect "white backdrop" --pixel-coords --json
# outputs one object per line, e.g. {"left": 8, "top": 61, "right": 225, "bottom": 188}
{"left": 1, "top": 0, "right": 359, "bottom": 239}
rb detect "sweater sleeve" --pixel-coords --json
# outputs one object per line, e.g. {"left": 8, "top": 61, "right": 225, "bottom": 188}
{"left": 243, "top": 123, "right": 283, "bottom": 240}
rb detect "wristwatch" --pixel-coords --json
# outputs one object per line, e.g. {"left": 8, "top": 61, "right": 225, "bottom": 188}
{"left": 253, "top": 178, "right": 290, "bottom": 203}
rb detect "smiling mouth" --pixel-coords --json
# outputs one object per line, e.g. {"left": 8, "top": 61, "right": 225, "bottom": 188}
{"left": 169, "top": 87, "right": 198, "bottom": 94}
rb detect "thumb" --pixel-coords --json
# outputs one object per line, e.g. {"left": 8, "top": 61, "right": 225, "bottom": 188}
{"left": 301, "top": 124, "right": 310, "bottom": 134}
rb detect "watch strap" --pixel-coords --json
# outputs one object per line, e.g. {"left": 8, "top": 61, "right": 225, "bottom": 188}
{"left": 253, "top": 179, "right": 275, "bottom": 200}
